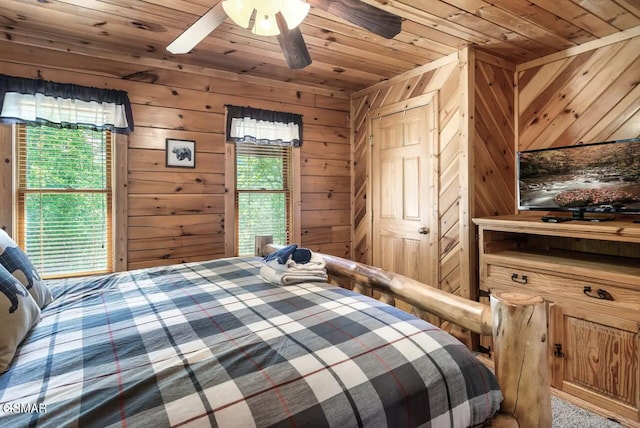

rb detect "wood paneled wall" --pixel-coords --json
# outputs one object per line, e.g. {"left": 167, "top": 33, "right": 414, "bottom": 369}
{"left": 0, "top": 41, "right": 350, "bottom": 269}
{"left": 351, "top": 52, "right": 470, "bottom": 299}
{"left": 474, "top": 51, "right": 516, "bottom": 218}
{"left": 351, "top": 48, "right": 517, "bottom": 307}
{"left": 517, "top": 29, "right": 640, "bottom": 151}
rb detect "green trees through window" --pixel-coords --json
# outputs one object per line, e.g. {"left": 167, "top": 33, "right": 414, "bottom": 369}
{"left": 236, "top": 145, "right": 291, "bottom": 256}
{"left": 18, "top": 125, "right": 112, "bottom": 277}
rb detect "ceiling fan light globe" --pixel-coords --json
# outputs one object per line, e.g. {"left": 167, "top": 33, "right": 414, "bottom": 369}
{"left": 252, "top": 14, "right": 281, "bottom": 36}
{"left": 281, "top": 0, "right": 310, "bottom": 30}
{"left": 221, "top": 0, "right": 254, "bottom": 28}
{"left": 260, "top": 0, "right": 285, "bottom": 15}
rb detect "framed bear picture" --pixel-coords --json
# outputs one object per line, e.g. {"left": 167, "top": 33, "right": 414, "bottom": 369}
{"left": 166, "top": 138, "right": 196, "bottom": 168}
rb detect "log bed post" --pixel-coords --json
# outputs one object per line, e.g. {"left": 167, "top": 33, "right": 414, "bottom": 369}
{"left": 255, "top": 237, "right": 550, "bottom": 427}
{"left": 491, "top": 291, "right": 551, "bottom": 427}
{"left": 255, "top": 235, "right": 274, "bottom": 257}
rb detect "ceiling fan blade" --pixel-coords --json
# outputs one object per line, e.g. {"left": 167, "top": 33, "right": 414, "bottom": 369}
{"left": 309, "top": 0, "right": 401, "bottom": 39}
{"left": 167, "top": 2, "right": 227, "bottom": 54}
{"left": 276, "top": 13, "right": 312, "bottom": 69}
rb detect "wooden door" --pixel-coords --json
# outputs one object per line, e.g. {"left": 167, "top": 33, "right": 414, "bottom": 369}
{"left": 371, "top": 101, "right": 438, "bottom": 314}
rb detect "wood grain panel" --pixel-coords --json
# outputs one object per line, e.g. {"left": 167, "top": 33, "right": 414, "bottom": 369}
{"left": 300, "top": 210, "right": 351, "bottom": 228}
{"left": 564, "top": 315, "right": 638, "bottom": 405}
{"left": 128, "top": 253, "right": 221, "bottom": 270}
{"left": 128, "top": 127, "right": 226, "bottom": 152}
{"left": 518, "top": 35, "right": 640, "bottom": 150}
{"left": 128, "top": 195, "right": 224, "bottom": 216}
{"left": 301, "top": 142, "right": 351, "bottom": 160}
{"left": 128, "top": 235, "right": 223, "bottom": 252}
{"left": 301, "top": 176, "right": 350, "bottom": 193}
{"left": 132, "top": 105, "right": 224, "bottom": 132}
{"left": 301, "top": 226, "right": 351, "bottom": 245}
{"left": 474, "top": 55, "right": 516, "bottom": 218}
{"left": 0, "top": 126, "right": 13, "bottom": 234}
{"left": 580, "top": 84, "right": 640, "bottom": 143}
{"left": 309, "top": 242, "right": 351, "bottom": 258}
{"left": 304, "top": 124, "right": 350, "bottom": 144}
{"left": 300, "top": 158, "right": 351, "bottom": 176}
{"left": 128, "top": 242, "right": 225, "bottom": 263}
{"left": 128, "top": 214, "right": 224, "bottom": 240}
{"left": 301, "top": 192, "right": 351, "bottom": 211}
{"left": 127, "top": 172, "right": 225, "bottom": 194}
{"left": 128, "top": 149, "right": 225, "bottom": 173}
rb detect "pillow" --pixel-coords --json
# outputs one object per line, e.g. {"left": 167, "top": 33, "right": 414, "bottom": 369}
{"left": 0, "top": 229, "right": 53, "bottom": 309}
{"left": 0, "top": 264, "right": 41, "bottom": 373}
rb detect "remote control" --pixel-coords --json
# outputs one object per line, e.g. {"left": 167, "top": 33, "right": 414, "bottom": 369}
{"left": 541, "top": 216, "right": 571, "bottom": 223}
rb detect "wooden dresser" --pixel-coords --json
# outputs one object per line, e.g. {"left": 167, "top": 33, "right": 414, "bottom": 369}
{"left": 473, "top": 215, "right": 640, "bottom": 427}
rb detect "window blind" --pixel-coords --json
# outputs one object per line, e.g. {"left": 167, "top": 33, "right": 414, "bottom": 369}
{"left": 235, "top": 144, "right": 292, "bottom": 256}
{"left": 16, "top": 124, "right": 112, "bottom": 278}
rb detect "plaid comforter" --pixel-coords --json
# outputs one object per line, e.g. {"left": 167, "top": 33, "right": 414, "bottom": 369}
{"left": 0, "top": 257, "right": 502, "bottom": 427}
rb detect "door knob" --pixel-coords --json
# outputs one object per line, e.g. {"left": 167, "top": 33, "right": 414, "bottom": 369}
{"left": 418, "top": 226, "right": 429, "bottom": 235}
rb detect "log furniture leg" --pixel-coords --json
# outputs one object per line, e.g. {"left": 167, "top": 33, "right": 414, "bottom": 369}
{"left": 491, "top": 292, "right": 551, "bottom": 427}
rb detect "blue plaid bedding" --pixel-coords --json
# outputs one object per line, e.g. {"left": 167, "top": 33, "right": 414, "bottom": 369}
{"left": 0, "top": 257, "right": 502, "bottom": 427}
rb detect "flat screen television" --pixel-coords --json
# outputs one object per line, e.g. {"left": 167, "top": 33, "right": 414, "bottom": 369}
{"left": 517, "top": 138, "right": 640, "bottom": 221}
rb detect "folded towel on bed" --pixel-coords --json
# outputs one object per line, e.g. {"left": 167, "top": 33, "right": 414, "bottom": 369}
{"left": 260, "top": 264, "right": 328, "bottom": 285}
{"left": 260, "top": 251, "right": 327, "bottom": 285}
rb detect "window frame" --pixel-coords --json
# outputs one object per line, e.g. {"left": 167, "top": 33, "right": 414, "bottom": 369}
{"left": 225, "top": 142, "right": 301, "bottom": 257}
{"left": 0, "top": 123, "right": 127, "bottom": 277}
{"left": 16, "top": 124, "right": 113, "bottom": 278}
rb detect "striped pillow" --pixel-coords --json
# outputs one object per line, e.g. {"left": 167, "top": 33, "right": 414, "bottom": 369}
{"left": 0, "top": 229, "right": 53, "bottom": 309}
{"left": 0, "top": 263, "right": 40, "bottom": 373}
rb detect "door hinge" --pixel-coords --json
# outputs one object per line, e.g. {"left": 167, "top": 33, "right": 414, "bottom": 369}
{"left": 478, "top": 289, "right": 490, "bottom": 298}
{"left": 554, "top": 344, "right": 565, "bottom": 358}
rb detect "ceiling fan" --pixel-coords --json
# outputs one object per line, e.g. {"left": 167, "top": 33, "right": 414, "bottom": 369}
{"left": 167, "top": 0, "right": 402, "bottom": 69}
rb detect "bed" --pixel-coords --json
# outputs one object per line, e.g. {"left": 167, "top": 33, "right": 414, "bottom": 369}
{"left": 0, "top": 238, "right": 550, "bottom": 427}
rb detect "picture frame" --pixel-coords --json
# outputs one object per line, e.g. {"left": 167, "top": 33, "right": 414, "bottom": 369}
{"left": 166, "top": 138, "right": 196, "bottom": 168}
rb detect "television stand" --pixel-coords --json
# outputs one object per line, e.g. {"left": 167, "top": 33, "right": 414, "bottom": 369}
{"left": 474, "top": 215, "right": 640, "bottom": 426}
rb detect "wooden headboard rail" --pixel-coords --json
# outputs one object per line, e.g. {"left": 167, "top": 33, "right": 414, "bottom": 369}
{"left": 256, "top": 236, "right": 551, "bottom": 427}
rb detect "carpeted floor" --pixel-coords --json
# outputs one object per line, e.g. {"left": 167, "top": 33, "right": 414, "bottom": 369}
{"left": 552, "top": 396, "right": 622, "bottom": 427}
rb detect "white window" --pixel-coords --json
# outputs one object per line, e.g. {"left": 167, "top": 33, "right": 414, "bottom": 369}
{"left": 225, "top": 106, "right": 302, "bottom": 256}
{"left": 235, "top": 144, "right": 293, "bottom": 256}
{"left": 16, "top": 124, "right": 112, "bottom": 278}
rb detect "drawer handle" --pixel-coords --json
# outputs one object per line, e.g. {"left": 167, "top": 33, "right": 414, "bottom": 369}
{"left": 583, "top": 286, "right": 614, "bottom": 301}
{"left": 511, "top": 273, "right": 528, "bottom": 284}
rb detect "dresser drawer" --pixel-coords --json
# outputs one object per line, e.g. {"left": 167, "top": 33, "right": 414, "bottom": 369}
{"left": 484, "top": 263, "right": 640, "bottom": 316}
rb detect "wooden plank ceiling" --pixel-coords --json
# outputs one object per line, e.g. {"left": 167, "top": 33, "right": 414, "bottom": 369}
{"left": 1, "top": 0, "right": 639, "bottom": 93}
